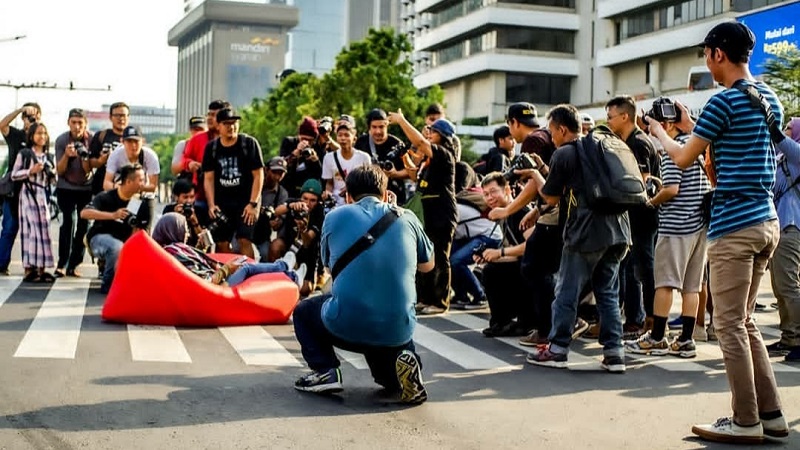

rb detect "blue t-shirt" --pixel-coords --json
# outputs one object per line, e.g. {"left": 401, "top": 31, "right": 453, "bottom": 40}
{"left": 320, "top": 196, "right": 433, "bottom": 347}
{"left": 693, "top": 81, "right": 782, "bottom": 240}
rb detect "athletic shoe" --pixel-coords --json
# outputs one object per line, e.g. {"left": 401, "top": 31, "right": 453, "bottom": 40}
{"left": 450, "top": 298, "right": 470, "bottom": 310}
{"left": 601, "top": 355, "right": 626, "bottom": 373}
{"left": 668, "top": 316, "right": 682, "bottom": 329}
{"left": 414, "top": 303, "right": 427, "bottom": 313}
{"left": 692, "top": 326, "right": 708, "bottom": 342}
{"left": 418, "top": 305, "right": 446, "bottom": 315}
{"left": 293, "top": 264, "right": 307, "bottom": 288}
{"left": 294, "top": 367, "right": 343, "bottom": 394}
{"left": 622, "top": 323, "right": 644, "bottom": 340}
{"left": 755, "top": 302, "right": 766, "bottom": 311}
{"left": 525, "top": 345, "right": 568, "bottom": 369}
{"left": 692, "top": 417, "right": 764, "bottom": 444}
{"left": 706, "top": 323, "right": 717, "bottom": 342}
{"left": 761, "top": 415, "right": 789, "bottom": 438}
{"left": 668, "top": 337, "right": 697, "bottom": 358}
{"left": 572, "top": 318, "right": 590, "bottom": 340}
{"left": 463, "top": 298, "right": 488, "bottom": 310}
{"left": 395, "top": 350, "right": 427, "bottom": 404}
{"left": 766, "top": 341, "right": 793, "bottom": 356}
{"left": 625, "top": 331, "right": 669, "bottom": 356}
{"left": 770, "top": 302, "right": 779, "bottom": 309}
{"left": 279, "top": 251, "right": 297, "bottom": 270}
{"left": 519, "top": 330, "right": 548, "bottom": 347}
{"left": 785, "top": 347, "right": 800, "bottom": 363}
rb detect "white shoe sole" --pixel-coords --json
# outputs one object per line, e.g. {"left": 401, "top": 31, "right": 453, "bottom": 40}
{"left": 294, "top": 381, "right": 343, "bottom": 394}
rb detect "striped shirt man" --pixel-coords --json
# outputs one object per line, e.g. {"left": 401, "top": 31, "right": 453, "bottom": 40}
{"left": 693, "top": 80, "right": 783, "bottom": 240}
{"left": 658, "top": 134, "right": 711, "bottom": 236}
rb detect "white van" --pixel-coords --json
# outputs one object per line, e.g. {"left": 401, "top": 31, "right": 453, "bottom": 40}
{"left": 688, "top": 65, "right": 716, "bottom": 91}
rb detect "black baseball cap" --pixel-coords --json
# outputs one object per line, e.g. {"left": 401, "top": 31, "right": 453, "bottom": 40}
{"left": 506, "top": 102, "right": 540, "bottom": 128}
{"left": 189, "top": 116, "right": 206, "bottom": 129}
{"left": 216, "top": 108, "right": 241, "bottom": 122}
{"left": 122, "top": 125, "right": 143, "bottom": 141}
{"left": 366, "top": 108, "right": 388, "bottom": 126}
{"left": 68, "top": 108, "right": 86, "bottom": 119}
{"left": 698, "top": 21, "right": 755, "bottom": 61}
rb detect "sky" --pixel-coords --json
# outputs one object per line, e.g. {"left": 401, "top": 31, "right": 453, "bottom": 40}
{"left": 0, "top": 0, "right": 184, "bottom": 135}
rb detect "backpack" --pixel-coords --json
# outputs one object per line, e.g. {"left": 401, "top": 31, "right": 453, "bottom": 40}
{"left": 455, "top": 187, "right": 489, "bottom": 220}
{"left": 575, "top": 125, "right": 647, "bottom": 214}
{"left": 472, "top": 152, "right": 491, "bottom": 176}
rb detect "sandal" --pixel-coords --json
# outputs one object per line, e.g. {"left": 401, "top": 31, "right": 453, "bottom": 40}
{"left": 66, "top": 269, "right": 81, "bottom": 277}
{"left": 37, "top": 272, "right": 56, "bottom": 283}
{"left": 23, "top": 271, "right": 39, "bottom": 282}
{"left": 54, "top": 269, "right": 66, "bottom": 278}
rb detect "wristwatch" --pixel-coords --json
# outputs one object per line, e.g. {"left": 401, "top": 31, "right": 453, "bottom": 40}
{"left": 248, "top": 201, "right": 258, "bottom": 208}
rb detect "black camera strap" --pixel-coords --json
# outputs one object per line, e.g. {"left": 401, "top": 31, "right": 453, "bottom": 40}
{"left": 731, "top": 79, "right": 786, "bottom": 145}
{"left": 331, "top": 206, "right": 401, "bottom": 280}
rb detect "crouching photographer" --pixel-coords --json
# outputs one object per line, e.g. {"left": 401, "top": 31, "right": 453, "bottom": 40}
{"left": 268, "top": 179, "right": 325, "bottom": 296}
{"left": 474, "top": 173, "right": 534, "bottom": 337}
{"left": 162, "top": 179, "right": 213, "bottom": 251}
{"left": 80, "top": 163, "right": 145, "bottom": 294}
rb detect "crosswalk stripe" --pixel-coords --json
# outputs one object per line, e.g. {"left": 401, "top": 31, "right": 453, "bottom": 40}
{"left": 127, "top": 325, "right": 192, "bottom": 363}
{"left": 414, "top": 322, "right": 512, "bottom": 370}
{"left": 0, "top": 276, "right": 23, "bottom": 308}
{"left": 219, "top": 326, "right": 302, "bottom": 367}
{"left": 441, "top": 314, "right": 600, "bottom": 370}
{"left": 758, "top": 325, "right": 781, "bottom": 339}
{"left": 693, "top": 340, "right": 800, "bottom": 373}
{"left": 335, "top": 349, "right": 369, "bottom": 370}
{"left": 14, "top": 279, "right": 91, "bottom": 359}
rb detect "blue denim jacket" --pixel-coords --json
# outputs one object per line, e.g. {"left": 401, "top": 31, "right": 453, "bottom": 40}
{"left": 774, "top": 138, "right": 800, "bottom": 231}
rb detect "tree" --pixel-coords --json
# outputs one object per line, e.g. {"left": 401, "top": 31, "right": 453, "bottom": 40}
{"left": 763, "top": 48, "right": 800, "bottom": 119}
{"left": 150, "top": 133, "right": 184, "bottom": 183}
{"left": 239, "top": 28, "right": 445, "bottom": 157}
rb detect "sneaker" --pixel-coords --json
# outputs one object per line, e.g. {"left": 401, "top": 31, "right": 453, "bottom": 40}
{"left": 414, "top": 303, "right": 427, "bottom": 313}
{"left": 525, "top": 345, "right": 568, "bottom": 369}
{"left": 761, "top": 415, "right": 789, "bottom": 438}
{"left": 625, "top": 331, "right": 669, "bottom": 356}
{"left": 450, "top": 298, "right": 470, "bottom": 310}
{"left": 668, "top": 337, "right": 697, "bottom": 358}
{"left": 293, "top": 264, "right": 307, "bottom": 288}
{"left": 770, "top": 302, "right": 779, "bottom": 309}
{"left": 692, "top": 417, "right": 764, "bottom": 444}
{"left": 279, "top": 251, "right": 297, "bottom": 270}
{"left": 785, "top": 347, "right": 800, "bottom": 363}
{"left": 294, "top": 368, "right": 343, "bottom": 394}
{"left": 622, "top": 323, "right": 644, "bottom": 340}
{"left": 668, "top": 316, "right": 682, "bottom": 329}
{"left": 692, "top": 326, "right": 708, "bottom": 342}
{"left": 418, "top": 305, "right": 446, "bottom": 315}
{"left": 519, "top": 330, "right": 548, "bottom": 347}
{"left": 572, "top": 318, "right": 590, "bottom": 340}
{"left": 766, "top": 341, "right": 793, "bottom": 356}
{"left": 706, "top": 323, "right": 717, "bottom": 342}
{"left": 463, "top": 298, "right": 488, "bottom": 310}
{"left": 601, "top": 355, "right": 626, "bottom": 373}
{"left": 755, "top": 302, "right": 766, "bottom": 311}
{"left": 395, "top": 350, "right": 427, "bottom": 404}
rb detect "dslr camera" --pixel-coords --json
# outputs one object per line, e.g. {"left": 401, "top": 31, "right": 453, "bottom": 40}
{"left": 42, "top": 159, "right": 57, "bottom": 180}
{"left": 646, "top": 97, "right": 681, "bottom": 123}
{"left": 180, "top": 202, "right": 194, "bottom": 219}
{"left": 301, "top": 147, "right": 314, "bottom": 158}
{"left": 379, "top": 143, "right": 408, "bottom": 171}
{"left": 318, "top": 117, "right": 333, "bottom": 135}
{"left": 503, "top": 153, "right": 537, "bottom": 183}
{"left": 260, "top": 205, "right": 276, "bottom": 221}
{"left": 101, "top": 142, "right": 115, "bottom": 155}
{"left": 74, "top": 142, "right": 90, "bottom": 159}
{"left": 207, "top": 208, "right": 230, "bottom": 233}
{"left": 290, "top": 207, "right": 309, "bottom": 221}
{"left": 472, "top": 242, "right": 488, "bottom": 258}
{"left": 321, "top": 196, "right": 337, "bottom": 214}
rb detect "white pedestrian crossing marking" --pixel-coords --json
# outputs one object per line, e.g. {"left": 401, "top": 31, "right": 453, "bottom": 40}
{"left": 0, "top": 276, "right": 23, "bottom": 308}
{"left": 14, "top": 279, "right": 91, "bottom": 359}
{"left": 127, "top": 325, "right": 192, "bottom": 363}
{"left": 414, "top": 322, "right": 513, "bottom": 370}
{"left": 219, "top": 326, "right": 302, "bottom": 367}
{"left": 335, "top": 349, "right": 369, "bottom": 370}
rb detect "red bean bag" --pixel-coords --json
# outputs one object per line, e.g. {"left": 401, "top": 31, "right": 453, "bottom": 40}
{"left": 102, "top": 231, "right": 299, "bottom": 326}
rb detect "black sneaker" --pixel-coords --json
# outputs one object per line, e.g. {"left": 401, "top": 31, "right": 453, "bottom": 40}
{"left": 450, "top": 299, "right": 470, "bottom": 310}
{"left": 601, "top": 355, "right": 626, "bottom": 374}
{"left": 294, "top": 368, "right": 343, "bottom": 394}
{"left": 463, "top": 298, "right": 488, "bottom": 310}
{"left": 396, "top": 350, "right": 427, "bottom": 404}
{"left": 766, "top": 341, "right": 793, "bottom": 356}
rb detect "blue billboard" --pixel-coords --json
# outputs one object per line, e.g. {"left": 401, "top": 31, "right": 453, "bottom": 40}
{"left": 738, "top": 1, "right": 800, "bottom": 76}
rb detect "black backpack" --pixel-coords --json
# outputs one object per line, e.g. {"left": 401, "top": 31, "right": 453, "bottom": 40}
{"left": 576, "top": 125, "right": 646, "bottom": 214}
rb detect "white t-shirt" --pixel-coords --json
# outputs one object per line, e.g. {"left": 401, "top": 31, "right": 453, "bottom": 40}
{"left": 106, "top": 146, "right": 161, "bottom": 185}
{"left": 171, "top": 139, "right": 187, "bottom": 166}
{"left": 321, "top": 149, "right": 372, "bottom": 206}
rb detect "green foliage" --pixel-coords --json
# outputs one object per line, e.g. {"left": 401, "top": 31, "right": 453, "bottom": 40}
{"left": 239, "top": 28, "right": 445, "bottom": 156}
{"left": 150, "top": 134, "right": 185, "bottom": 182}
{"left": 458, "top": 135, "right": 479, "bottom": 165}
{"left": 763, "top": 48, "right": 800, "bottom": 119}
{"left": 461, "top": 117, "right": 488, "bottom": 126}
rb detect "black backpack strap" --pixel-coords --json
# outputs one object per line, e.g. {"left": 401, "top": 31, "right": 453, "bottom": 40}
{"left": 731, "top": 80, "right": 785, "bottom": 144}
{"left": 775, "top": 156, "right": 800, "bottom": 204}
{"left": 331, "top": 207, "right": 401, "bottom": 280}
{"left": 332, "top": 151, "right": 346, "bottom": 181}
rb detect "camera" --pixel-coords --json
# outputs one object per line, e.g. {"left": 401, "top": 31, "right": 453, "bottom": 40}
{"left": 379, "top": 143, "right": 408, "bottom": 171}
{"left": 503, "top": 153, "right": 537, "bottom": 183}
{"left": 646, "top": 97, "right": 681, "bottom": 123}
{"left": 42, "top": 159, "right": 56, "bottom": 180}
{"left": 207, "top": 208, "right": 229, "bottom": 233}
{"left": 180, "top": 202, "right": 194, "bottom": 218}
{"left": 321, "top": 197, "right": 337, "bottom": 214}
{"left": 122, "top": 213, "right": 140, "bottom": 228}
{"left": 74, "top": 142, "right": 90, "bottom": 159}
{"left": 646, "top": 176, "right": 663, "bottom": 199}
{"left": 472, "top": 242, "right": 488, "bottom": 258}
{"left": 260, "top": 205, "right": 276, "bottom": 221}
{"left": 318, "top": 117, "right": 333, "bottom": 135}
{"left": 101, "top": 142, "right": 115, "bottom": 155}
{"left": 290, "top": 208, "right": 309, "bottom": 221}
{"left": 301, "top": 147, "right": 314, "bottom": 158}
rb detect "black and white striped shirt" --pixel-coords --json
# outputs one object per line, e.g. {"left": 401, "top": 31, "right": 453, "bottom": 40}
{"left": 658, "top": 134, "right": 711, "bottom": 236}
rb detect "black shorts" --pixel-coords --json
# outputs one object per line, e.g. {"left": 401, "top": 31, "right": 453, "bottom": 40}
{"left": 211, "top": 203, "right": 255, "bottom": 243}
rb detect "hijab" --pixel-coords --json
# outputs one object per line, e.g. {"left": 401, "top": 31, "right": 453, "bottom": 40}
{"left": 152, "top": 212, "right": 188, "bottom": 247}
{"left": 789, "top": 117, "right": 800, "bottom": 143}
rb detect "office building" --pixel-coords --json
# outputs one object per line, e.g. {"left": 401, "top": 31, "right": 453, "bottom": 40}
{"left": 86, "top": 105, "right": 177, "bottom": 135}
{"left": 168, "top": 0, "right": 299, "bottom": 130}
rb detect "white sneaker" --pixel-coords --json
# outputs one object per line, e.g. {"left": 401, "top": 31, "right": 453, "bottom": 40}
{"left": 294, "top": 264, "right": 307, "bottom": 289}
{"left": 279, "top": 251, "right": 297, "bottom": 270}
{"left": 761, "top": 415, "right": 789, "bottom": 438}
{"left": 692, "top": 417, "right": 764, "bottom": 444}
{"left": 692, "top": 326, "right": 708, "bottom": 342}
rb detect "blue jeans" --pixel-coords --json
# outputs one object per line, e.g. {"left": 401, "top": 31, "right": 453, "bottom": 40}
{"left": 293, "top": 294, "right": 419, "bottom": 391}
{"left": 90, "top": 234, "right": 124, "bottom": 293}
{"left": 0, "top": 199, "right": 20, "bottom": 270}
{"left": 549, "top": 244, "right": 628, "bottom": 357}
{"left": 226, "top": 260, "right": 295, "bottom": 287}
{"left": 450, "top": 235, "right": 501, "bottom": 302}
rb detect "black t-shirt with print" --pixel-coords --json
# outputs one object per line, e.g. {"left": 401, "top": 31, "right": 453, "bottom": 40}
{"left": 85, "top": 189, "right": 135, "bottom": 243}
{"left": 355, "top": 133, "right": 407, "bottom": 203}
{"left": 88, "top": 129, "right": 124, "bottom": 194}
{"left": 418, "top": 143, "right": 457, "bottom": 230}
{"left": 202, "top": 134, "right": 264, "bottom": 208}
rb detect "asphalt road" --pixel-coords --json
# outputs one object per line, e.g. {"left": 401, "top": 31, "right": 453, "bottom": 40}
{"left": 0, "top": 219, "right": 797, "bottom": 449}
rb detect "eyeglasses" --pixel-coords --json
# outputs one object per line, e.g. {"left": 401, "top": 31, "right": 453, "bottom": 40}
{"left": 606, "top": 113, "right": 622, "bottom": 121}
{"left": 111, "top": 113, "right": 129, "bottom": 119}
{"left": 483, "top": 188, "right": 503, "bottom": 196}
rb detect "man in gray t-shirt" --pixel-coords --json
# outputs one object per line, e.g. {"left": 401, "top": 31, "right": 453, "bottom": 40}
{"left": 102, "top": 125, "right": 160, "bottom": 192}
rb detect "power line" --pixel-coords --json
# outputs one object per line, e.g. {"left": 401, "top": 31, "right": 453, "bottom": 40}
{"left": 0, "top": 81, "right": 112, "bottom": 108}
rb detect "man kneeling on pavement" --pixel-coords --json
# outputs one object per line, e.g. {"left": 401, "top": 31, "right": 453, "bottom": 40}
{"left": 292, "top": 165, "right": 434, "bottom": 403}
